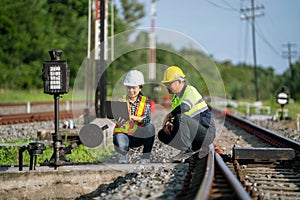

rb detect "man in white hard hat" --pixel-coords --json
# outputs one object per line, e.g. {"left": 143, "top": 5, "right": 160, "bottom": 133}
{"left": 113, "top": 70, "right": 155, "bottom": 164}
{"left": 158, "top": 66, "right": 216, "bottom": 162}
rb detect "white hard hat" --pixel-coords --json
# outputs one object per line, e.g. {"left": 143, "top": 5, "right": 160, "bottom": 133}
{"left": 123, "top": 70, "right": 145, "bottom": 86}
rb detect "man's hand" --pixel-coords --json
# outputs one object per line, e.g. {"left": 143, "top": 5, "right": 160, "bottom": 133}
{"left": 163, "top": 113, "right": 173, "bottom": 126}
{"left": 163, "top": 121, "right": 174, "bottom": 135}
{"left": 162, "top": 113, "right": 174, "bottom": 135}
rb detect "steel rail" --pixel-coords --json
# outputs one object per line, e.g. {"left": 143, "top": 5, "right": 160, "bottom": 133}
{"left": 0, "top": 101, "right": 85, "bottom": 107}
{"left": 195, "top": 144, "right": 215, "bottom": 199}
{"left": 214, "top": 152, "right": 251, "bottom": 200}
{"left": 195, "top": 144, "right": 252, "bottom": 200}
{"left": 0, "top": 110, "right": 83, "bottom": 125}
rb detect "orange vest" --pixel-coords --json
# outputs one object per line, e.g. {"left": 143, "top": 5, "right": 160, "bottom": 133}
{"left": 113, "top": 95, "right": 147, "bottom": 135}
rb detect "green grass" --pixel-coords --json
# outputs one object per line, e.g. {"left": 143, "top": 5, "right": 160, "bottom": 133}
{"left": 0, "top": 89, "right": 73, "bottom": 103}
{"left": 0, "top": 90, "right": 115, "bottom": 165}
{"left": 234, "top": 99, "right": 300, "bottom": 119}
{"left": 0, "top": 139, "right": 114, "bottom": 165}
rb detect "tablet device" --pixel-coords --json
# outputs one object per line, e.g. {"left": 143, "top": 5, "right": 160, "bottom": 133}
{"left": 105, "top": 101, "right": 130, "bottom": 121}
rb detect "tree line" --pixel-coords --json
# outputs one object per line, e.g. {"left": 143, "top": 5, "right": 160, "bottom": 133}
{"left": 0, "top": 0, "right": 299, "bottom": 101}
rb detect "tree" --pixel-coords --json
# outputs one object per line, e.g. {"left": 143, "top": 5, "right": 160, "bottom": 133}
{"left": 0, "top": 0, "right": 52, "bottom": 89}
{"left": 120, "top": 0, "right": 145, "bottom": 28}
{"left": 290, "top": 58, "right": 300, "bottom": 100}
{"left": 0, "top": 0, "right": 145, "bottom": 90}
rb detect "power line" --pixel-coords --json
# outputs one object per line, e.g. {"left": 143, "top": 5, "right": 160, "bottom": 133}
{"left": 264, "top": 13, "right": 287, "bottom": 45}
{"left": 255, "top": 22, "right": 281, "bottom": 57}
{"left": 220, "top": 0, "right": 240, "bottom": 12}
{"left": 205, "top": 0, "right": 239, "bottom": 12}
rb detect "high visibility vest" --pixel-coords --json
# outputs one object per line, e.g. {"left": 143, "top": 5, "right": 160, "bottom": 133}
{"left": 172, "top": 85, "right": 208, "bottom": 117}
{"left": 113, "top": 95, "right": 148, "bottom": 135}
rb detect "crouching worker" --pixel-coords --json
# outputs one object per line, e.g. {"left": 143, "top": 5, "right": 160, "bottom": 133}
{"left": 113, "top": 70, "right": 155, "bottom": 164}
{"left": 158, "top": 66, "right": 216, "bottom": 162}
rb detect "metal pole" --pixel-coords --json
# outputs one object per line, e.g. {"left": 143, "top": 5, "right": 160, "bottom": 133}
{"left": 280, "top": 105, "right": 284, "bottom": 120}
{"left": 88, "top": 0, "right": 91, "bottom": 59}
{"left": 99, "top": 0, "right": 107, "bottom": 118}
{"left": 54, "top": 93, "right": 60, "bottom": 164}
{"left": 29, "top": 155, "right": 34, "bottom": 170}
{"left": 149, "top": 0, "right": 157, "bottom": 101}
{"left": 241, "top": 1, "right": 263, "bottom": 101}
{"left": 251, "top": 0, "right": 259, "bottom": 101}
{"left": 95, "top": 0, "right": 107, "bottom": 118}
{"left": 111, "top": 0, "right": 114, "bottom": 61}
{"left": 18, "top": 146, "right": 26, "bottom": 171}
{"left": 288, "top": 44, "right": 292, "bottom": 78}
{"left": 288, "top": 44, "right": 292, "bottom": 98}
{"left": 87, "top": 0, "right": 92, "bottom": 106}
{"left": 282, "top": 42, "right": 297, "bottom": 98}
{"left": 149, "top": 0, "right": 156, "bottom": 81}
{"left": 84, "top": 0, "right": 92, "bottom": 124}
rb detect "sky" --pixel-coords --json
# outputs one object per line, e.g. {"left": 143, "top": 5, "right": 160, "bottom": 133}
{"left": 136, "top": 0, "right": 300, "bottom": 75}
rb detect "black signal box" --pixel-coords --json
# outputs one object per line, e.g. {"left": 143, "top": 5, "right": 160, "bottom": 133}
{"left": 42, "top": 60, "right": 69, "bottom": 94}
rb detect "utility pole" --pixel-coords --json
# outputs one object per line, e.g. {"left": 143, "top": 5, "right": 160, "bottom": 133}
{"left": 282, "top": 42, "right": 297, "bottom": 97}
{"left": 149, "top": 0, "right": 157, "bottom": 101}
{"left": 240, "top": 0, "right": 264, "bottom": 101}
{"left": 111, "top": 0, "right": 114, "bottom": 61}
{"left": 95, "top": 0, "right": 108, "bottom": 118}
{"left": 282, "top": 43, "right": 297, "bottom": 78}
{"left": 149, "top": 0, "right": 156, "bottom": 81}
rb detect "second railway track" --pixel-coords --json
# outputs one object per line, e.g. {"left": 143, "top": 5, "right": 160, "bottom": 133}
{"left": 0, "top": 101, "right": 85, "bottom": 125}
{"left": 0, "top": 110, "right": 83, "bottom": 125}
{"left": 214, "top": 108, "right": 300, "bottom": 200}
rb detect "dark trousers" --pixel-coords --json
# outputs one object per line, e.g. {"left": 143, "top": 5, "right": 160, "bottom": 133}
{"left": 158, "top": 114, "right": 215, "bottom": 151}
{"left": 113, "top": 123, "right": 155, "bottom": 159}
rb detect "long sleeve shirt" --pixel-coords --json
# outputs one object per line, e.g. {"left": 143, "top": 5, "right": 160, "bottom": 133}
{"left": 120, "top": 94, "right": 152, "bottom": 126}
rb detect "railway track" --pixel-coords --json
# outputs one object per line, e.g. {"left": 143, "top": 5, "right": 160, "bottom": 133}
{"left": 213, "top": 108, "right": 300, "bottom": 200}
{"left": 0, "top": 110, "right": 83, "bottom": 125}
{"left": 1, "top": 104, "right": 300, "bottom": 199}
{"left": 176, "top": 145, "right": 251, "bottom": 200}
{"left": 234, "top": 159, "right": 300, "bottom": 199}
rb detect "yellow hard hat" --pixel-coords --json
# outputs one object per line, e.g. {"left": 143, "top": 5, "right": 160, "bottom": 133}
{"left": 162, "top": 66, "right": 185, "bottom": 83}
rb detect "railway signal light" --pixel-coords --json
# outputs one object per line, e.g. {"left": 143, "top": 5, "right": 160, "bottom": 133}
{"left": 42, "top": 50, "right": 72, "bottom": 168}
{"left": 42, "top": 50, "right": 69, "bottom": 95}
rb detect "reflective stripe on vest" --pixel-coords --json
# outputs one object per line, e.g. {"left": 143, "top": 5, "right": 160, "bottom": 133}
{"left": 113, "top": 95, "right": 147, "bottom": 135}
{"left": 172, "top": 85, "right": 208, "bottom": 117}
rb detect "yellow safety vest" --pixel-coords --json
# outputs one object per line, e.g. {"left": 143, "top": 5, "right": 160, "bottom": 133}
{"left": 172, "top": 85, "right": 208, "bottom": 117}
{"left": 113, "top": 95, "right": 148, "bottom": 135}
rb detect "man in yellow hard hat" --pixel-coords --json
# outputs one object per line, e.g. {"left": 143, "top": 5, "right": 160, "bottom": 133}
{"left": 158, "top": 66, "right": 216, "bottom": 161}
